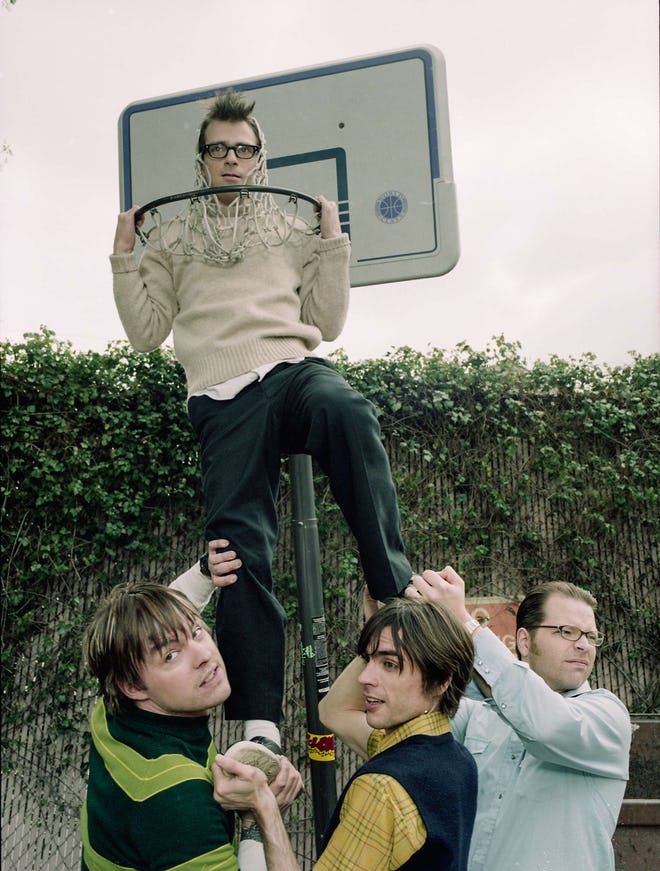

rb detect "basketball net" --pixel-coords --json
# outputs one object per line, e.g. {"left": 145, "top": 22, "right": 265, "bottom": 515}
{"left": 136, "top": 118, "right": 317, "bottom": 265}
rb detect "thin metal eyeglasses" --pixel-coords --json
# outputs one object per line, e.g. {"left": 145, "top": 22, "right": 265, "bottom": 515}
{"left": 529, "top": 625, "right": 604, "bottom": 647}
{"left": 202, "top": 142, "right": 261, "bottom": 160}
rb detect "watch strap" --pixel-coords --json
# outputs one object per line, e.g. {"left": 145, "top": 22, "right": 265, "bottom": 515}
{"left": 199, "top": 553, "right": 211, "bottom": 578}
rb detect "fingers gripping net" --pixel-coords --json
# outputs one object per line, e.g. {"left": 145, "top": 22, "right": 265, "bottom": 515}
{"left": 136, "top": 120, "right": 318, "bottom": 265}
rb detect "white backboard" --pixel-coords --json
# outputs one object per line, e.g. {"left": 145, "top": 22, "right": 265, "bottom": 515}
{"left": 119, "top": 45, "right": 459, "bottom": 286}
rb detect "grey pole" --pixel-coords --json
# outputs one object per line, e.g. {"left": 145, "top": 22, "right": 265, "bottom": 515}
{"left": 289, "top": 454, "right": 338, "bottom": 854}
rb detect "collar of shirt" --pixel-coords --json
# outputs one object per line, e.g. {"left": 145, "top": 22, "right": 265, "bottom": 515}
{"left": 368, "top": 711, "right": 451, "bottom": 758}
{"left": 563, "top": 680, "right": 592, "bottom": 697}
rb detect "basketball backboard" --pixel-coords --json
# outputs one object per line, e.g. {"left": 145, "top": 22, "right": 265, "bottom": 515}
{"left": 118, "top": 45, "right": 459, "bottom": 286}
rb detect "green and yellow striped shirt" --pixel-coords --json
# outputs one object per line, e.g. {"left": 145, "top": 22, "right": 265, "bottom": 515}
{"left": 81, "top": 699, "right": 237, "bottom": 871}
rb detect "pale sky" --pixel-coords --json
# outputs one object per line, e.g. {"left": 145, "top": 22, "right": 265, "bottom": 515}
{"left": 1, "top": 0, "right": 658, "bottom": 366}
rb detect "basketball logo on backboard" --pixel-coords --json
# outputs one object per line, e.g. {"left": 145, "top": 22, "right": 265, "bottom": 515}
{"left": 375, "top": 191, "right": 408, "bottom": 224}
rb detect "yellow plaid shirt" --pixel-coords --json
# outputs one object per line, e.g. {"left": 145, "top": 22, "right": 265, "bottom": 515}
{"left": 315, "top": 712, "right": 452, "bottom": 871}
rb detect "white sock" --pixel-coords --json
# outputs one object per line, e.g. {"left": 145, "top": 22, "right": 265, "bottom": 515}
{"left": 244, "top": 720, "right": 281, "bottom": 749}
{"left": 237, "top": 834, "right": 267, "bottom": 870}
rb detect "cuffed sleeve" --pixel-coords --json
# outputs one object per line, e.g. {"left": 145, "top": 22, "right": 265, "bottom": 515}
{"left": 169, "top": 562, "right": 216, "bottom": 612}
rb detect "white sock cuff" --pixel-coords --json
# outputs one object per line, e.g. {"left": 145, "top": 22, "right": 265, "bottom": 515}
{"left": 237, "top": 836, "right": 267, "bottom": 870}
{"left": 244, "top": 720, "right": 281, "bottom": 748}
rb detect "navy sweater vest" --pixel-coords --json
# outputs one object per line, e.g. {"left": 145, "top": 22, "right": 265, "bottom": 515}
{"left": 321, "top": 732, "right": 477, "bottom": 870}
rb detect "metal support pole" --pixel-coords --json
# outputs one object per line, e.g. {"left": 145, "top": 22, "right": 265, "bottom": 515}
{"left": 289, "top": 454, "right": 337, "bottom": 854}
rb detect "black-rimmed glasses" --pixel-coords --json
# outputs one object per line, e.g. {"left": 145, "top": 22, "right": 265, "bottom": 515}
{"left": 202, "top": 142, "right": 260, "bottom": 160}
{"left": 529, "top": 624, "right": 604, "bottom": 647}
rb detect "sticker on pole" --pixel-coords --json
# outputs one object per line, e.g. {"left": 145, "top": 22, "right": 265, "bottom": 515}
{"left": 308, "top": 732, "right": 336, "bottom": 762}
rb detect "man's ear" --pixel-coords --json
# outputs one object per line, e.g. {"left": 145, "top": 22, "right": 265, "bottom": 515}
{"left": 438, "top": 676, "right": 452, "bottom": 697}
{"left": 516, "top": 627, "right": 531, "bottom": 660}
{"left": 430, "top": 676, "right": 452, "bottom": 708}
{"left": 117, "top": 679, "right": 149, "bottom": 703}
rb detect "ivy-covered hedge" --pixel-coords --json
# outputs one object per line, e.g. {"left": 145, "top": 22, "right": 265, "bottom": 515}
{"left": 2, "top": 329, "right": 659, "bottom": 731}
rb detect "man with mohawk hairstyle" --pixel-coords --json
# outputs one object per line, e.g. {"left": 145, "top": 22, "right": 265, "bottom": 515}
{"left": 111, "top": 91, "right": 414, "bottom": 866}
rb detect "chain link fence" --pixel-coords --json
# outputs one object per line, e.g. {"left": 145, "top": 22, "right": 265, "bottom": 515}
{"left": 2, "top": 437, "right": 658, "bottom": 869}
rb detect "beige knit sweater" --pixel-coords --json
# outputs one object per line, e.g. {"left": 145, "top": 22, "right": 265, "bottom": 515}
{"left": 111, "top": 226, "right": 351, "bottom": 397}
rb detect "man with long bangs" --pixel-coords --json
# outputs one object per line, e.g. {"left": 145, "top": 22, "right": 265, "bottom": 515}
{"left": 405, "top": 567, "right": 632, "bottom": 871}
{"left": 80, "top": 582, "right": 302, "bottom": 871}
{"left": 212, "top": 597, "right": 478, "bottom": 870}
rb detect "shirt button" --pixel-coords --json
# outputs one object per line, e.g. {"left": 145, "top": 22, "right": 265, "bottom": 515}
{"left": 477, "top": 660, "right": 483, "bottom": 666}
{"left": 501, "top": 703, "right": 507, "bottom": 710}
{"left": 511, "top": 755, "right": 516, "bottom": 760}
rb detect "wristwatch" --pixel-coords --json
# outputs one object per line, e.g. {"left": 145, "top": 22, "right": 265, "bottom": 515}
{"left": 464, "top": 617, "right": 481, "bottom": 635}
{"left": 199, "top": 554, "right": 211, "bottom": 578}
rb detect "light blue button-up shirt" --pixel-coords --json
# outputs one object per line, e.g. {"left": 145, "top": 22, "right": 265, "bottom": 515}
{"left": 451, "top": 628, "right": 631, "bottom": 871}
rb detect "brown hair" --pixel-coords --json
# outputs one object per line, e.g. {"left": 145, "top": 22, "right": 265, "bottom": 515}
{"left": 82, "top": 583, "right": 205, "bottom": 715}
{"left": 357, "top": 598, "right": 474, "bottom": 717}
{"left": 197, "top": 90, "right": 262, "bottom": 154}
{"left": 515, "top": 581, "right": 598, "bottom": 657}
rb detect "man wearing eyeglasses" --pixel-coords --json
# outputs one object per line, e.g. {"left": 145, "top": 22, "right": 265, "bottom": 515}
{"left": 405, "top": 568, "right": 631, "bottom": 871}
{"left": 110, "top": 90, "right": 414, "bottom": 861}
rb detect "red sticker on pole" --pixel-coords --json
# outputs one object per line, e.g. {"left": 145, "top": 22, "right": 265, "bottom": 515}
{"left": 308, "top": 732, "right": 336, "bottom": 762}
